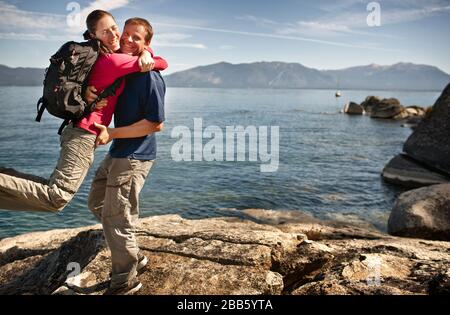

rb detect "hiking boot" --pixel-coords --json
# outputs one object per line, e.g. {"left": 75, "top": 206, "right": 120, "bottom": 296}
{"left": 103, "top": 278, "right": 142, "bottom": 295}
{"left": 108, "top": 253, "right": 148, "bottom": 278}
{"left": 137, "top": 252, "right": 148, "bottom": 273}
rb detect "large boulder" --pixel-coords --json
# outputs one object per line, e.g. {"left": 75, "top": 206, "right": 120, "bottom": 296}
{"left": 403, "top": 83, "right": 450, "bottom": 176}
{"left": 382, "top": 154, "right": 449, "bottom": 188}
{"left": 391, "top": 110, "right": 410, "bottom": 120}
{"left": 360, "top": 96, "right": 381, "bottom": 114}
{"left": 388, "top": 184, "right": 450, "bottom": 241}
{"left": 401, "top": 116, "right": 424, "bottom": 130}
{"left": 343, "top": 102, "right": 364, "bottom": 115}
{"left": 370, "top": 98, "right": 404, "bottom": 119}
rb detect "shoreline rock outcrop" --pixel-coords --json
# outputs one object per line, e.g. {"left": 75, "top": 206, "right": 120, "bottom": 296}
{"left": 369, "top": 98, "right": 404, "bottom": 119}
{"left": 343, "top": 102, "right": 364, "bottom": 115}
{"left": 382, "top": 154, "right": 449, "bottom": 188}
{"left": 388, "top": 184, "right": 450, "bottom": 241}
{"left": 343, "top": 96, "right": 427, "bottom": 122}
{"left": 1, "top": 210, "right": 448, "bottom": 295}
{"left": 382, "top": 83, "right": 450, "bottom": 188}
{"left": 403, "top": 83, "right": 450, "bottom": 175}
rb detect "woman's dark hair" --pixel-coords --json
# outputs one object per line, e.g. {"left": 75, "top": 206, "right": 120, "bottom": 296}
{"left": 83, "top": 10, "right": 116, "bottom": 54}
{"left": 82, "top": 30, "right": 92, "bottom": 41}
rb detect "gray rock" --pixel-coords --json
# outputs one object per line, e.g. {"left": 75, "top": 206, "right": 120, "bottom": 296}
{"left": 382, "top": 154, "right": 450, "bottom": 188}
{"left": 404, "top": 106, "right": 426, "bottom": 117}
{"left": 404, "top": 83, "right": 450, "bottom": 176}
{"left": 370, "top": 98, "right": 404, "bottom": 119}
{"left": 392, "top": 110, "right": 410, "bottom": 120}
{"left": 388, "top": 184, "right": 450, "bottom": 241}
{"left": 1, "top": 211, "right": 449, "bottom": 295}
{"left": 343, "top": 102, "right": 364, "bottom": 115}
{"left": 361, "top": 96, "right": 381, "bottom": 114}
{"left": 401, "top": 116, "right": 424, "bottom": 129}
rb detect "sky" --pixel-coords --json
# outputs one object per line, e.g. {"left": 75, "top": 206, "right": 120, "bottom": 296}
{"left": 0, "top": 0, "right": 449, "bottom": 74}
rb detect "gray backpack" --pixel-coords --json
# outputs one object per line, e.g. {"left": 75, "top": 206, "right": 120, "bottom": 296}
{"left": 36, "top": 40, "right": 123, "bottom": 134}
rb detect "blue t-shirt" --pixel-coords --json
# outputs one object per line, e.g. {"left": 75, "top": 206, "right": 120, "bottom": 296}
{"left": 109, "top": 71, "right": 166, "bottom": 160}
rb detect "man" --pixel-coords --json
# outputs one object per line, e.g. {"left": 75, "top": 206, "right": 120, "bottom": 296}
{"left": 87, "top": 17, "right": 166, "bottom": 295}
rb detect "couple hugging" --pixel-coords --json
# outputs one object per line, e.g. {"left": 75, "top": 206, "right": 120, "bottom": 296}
{"left": 0, "top": 10, "right": 167, "bottom": 295}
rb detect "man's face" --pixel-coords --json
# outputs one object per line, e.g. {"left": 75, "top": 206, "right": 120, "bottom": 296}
{"left": 120, "top": 23, "right": 149, "bottom": 56}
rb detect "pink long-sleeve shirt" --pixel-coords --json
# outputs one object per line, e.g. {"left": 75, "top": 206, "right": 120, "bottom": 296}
{"left": 76, "top": 48, "right": 168, "bottom": 135}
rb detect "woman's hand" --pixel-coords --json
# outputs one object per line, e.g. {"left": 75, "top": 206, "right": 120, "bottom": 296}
{"left": 95, "top": 99, "right": 108, "bottom": 111}
{"left": 85, "top": 86, "right": 98, "bottom": 104}
{"left": 138, "top": 50, "right": 155, "bottom": 72}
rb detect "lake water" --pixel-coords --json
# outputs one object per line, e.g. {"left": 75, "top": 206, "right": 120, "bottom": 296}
{"left": 0, "top": 86, "right": 441, "bottom": 238}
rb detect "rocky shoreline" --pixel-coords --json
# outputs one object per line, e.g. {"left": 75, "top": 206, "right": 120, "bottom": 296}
{"left": 342, "top": 83, "right": 450, "bottom": 242}
{"left": 0, "top": 209, "right": 448, "bottom": 295}
{"left": 342, "top": 95, "right": 429, "bottom": 124}
{"left": 1, "top": 85, "right": 449, "bottom": 295}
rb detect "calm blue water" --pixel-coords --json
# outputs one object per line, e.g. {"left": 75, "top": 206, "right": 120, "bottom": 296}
{"left": 0, "top": 86, "right": 440, "bottom": 238}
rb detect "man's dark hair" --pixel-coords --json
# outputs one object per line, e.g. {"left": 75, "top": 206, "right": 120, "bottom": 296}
{"left": 125, "top": 17, "right": 153, "bottom": 43}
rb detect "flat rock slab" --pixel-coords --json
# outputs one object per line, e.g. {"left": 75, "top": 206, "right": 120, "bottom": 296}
{"left": 382, "top": 154, "right": 449, "bottom": 188}
{"left": 0, "top": 212, "right": 449, "bottom": 295}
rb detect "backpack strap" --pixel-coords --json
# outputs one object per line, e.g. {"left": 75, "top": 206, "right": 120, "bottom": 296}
{"left": 35, "top": 97, "right": 46, "bottom": 122}
{"left": 56, "top": 76, "right": 125, "bottom": 135}
{"left": 58, "top": 119, "right": 71, "bottom": 135}
{"left": 87, "top": 76, "right": 126, "bottom": 112}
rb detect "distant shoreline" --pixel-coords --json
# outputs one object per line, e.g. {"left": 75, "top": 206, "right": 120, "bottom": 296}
{"left": 2, "top": 61, "right": 449, "bottom": 91}
{"left": 0, "top": 85, "right": 443, "bottom": 93}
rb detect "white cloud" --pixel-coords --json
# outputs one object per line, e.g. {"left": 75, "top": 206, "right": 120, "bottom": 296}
{"left": 235, "top": 15, "right": 278, "bottom": 27}
{"left": 151, "top": 32, "right": 207, "bottom": 49}
{"left": 156, "top": 33, "right": 193, "bottom": 41}
{"left": 153, "top": 41, "right": 207, "bottom": 49}
{"left": 219, "top": 45, "right": 234, "bottom": 50}
{"left": 0, "top": 1, "right": 207, "bottom": 50}
{"left": 0, "top": 0, "right": 131, "bottom": 35}
{"left": 0, "top": 32, "right": 46, "bottom": 40}
{"left": 81, "top": 0, "right": 130, "bottom": 13}
{"left": 238, "top": 1, "right": 450, "bottom": 39}
{"left": 68, "top": 0, "right": 131, "bottom": 33}
{"left": 0, "top": 32, "right": 79, "bottom": 41}
{"left": 154, "top": 21, "right": 401, "bottom": 51}
{"left": 0, "top": 1, "right": 65, "bottom": 30}
{"left": 382, "top": 4, "right": 450, "bottom": 24}
{"left": 279, "top": 21, "right": 352, "bottom": 37}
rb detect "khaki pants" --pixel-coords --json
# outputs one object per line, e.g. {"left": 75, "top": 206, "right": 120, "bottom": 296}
{"left": 0, "top": 125, "right": 96, "bottom": 212}
{"left": 88, "top": 154, "right": 153, "bottom": 288}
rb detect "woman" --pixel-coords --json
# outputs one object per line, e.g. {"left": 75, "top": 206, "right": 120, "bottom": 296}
{"left": 0, "top": 10, "right": 168, "bottom": 212}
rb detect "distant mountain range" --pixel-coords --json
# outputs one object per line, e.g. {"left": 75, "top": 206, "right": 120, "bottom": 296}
{"left": 0, "top": 65, "right": 44, "bottom": 86}
{"left": 1, "top": 62, "right": 449, "bottom": 91}
{"left": 165, "top": 62, "right": 450, "bottom": 91}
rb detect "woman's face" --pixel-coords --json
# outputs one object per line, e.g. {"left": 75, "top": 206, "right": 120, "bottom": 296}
{"left": 93, "top": 16, "right": 121, "bottom": 52}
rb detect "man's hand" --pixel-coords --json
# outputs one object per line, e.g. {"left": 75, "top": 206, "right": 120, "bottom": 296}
{"left": 94, "top": 122, "right": 112, "bottom": 147}
{"left": 94, "top": 99, "right": 108, "bottom": 111}
{"left": 85, "top": 86, "right": 99, "bottom": 104}
{"left": 138, "top": 50, "right": 155, "bottom": 72}
{"left": 85, "top": 86, "right": 108, "bottom": 111}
